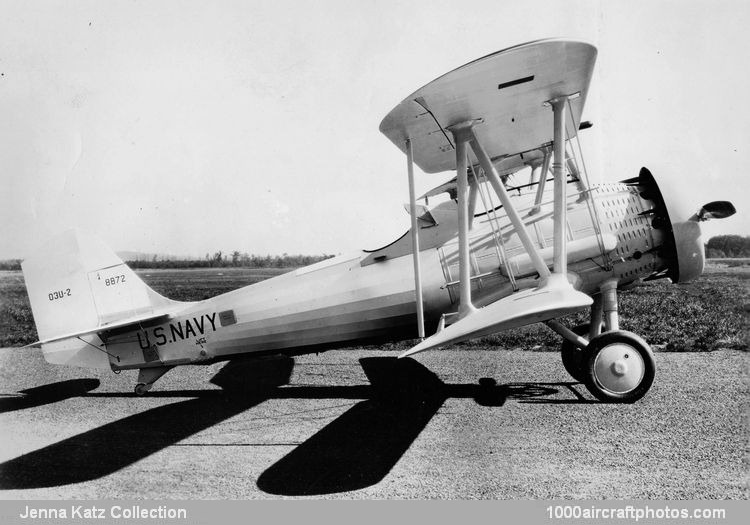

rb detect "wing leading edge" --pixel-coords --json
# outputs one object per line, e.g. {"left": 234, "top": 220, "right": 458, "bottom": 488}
{"left": 379, "top": 39, "right": 597, "bottom": 174}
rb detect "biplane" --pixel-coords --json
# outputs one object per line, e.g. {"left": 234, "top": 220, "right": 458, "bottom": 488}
{"left": 21, "top": 39, "right": 735, "bottom": 402}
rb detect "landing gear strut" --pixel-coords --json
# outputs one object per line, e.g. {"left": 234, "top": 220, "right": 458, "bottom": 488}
{"left": 560, "top": 323, "right": 596, "bottom": 383}
{"left": 550, "top": 279, "right": 656, "bottom": 403}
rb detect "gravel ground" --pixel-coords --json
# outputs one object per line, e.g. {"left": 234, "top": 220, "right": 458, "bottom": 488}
{"left": 0, "top": 347, "right": 746, "bottom": 500}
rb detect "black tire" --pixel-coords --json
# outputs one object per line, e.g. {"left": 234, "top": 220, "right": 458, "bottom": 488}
{"left": 583, "top": 330, "right": 655, "bottom": 403}
{"left": 561, "top": 324, "right": 595, "bottom": 382}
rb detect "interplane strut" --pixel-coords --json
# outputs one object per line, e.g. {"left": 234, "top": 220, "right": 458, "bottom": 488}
{"left": 402, "top": 96, "right": 592, "bottom": 357}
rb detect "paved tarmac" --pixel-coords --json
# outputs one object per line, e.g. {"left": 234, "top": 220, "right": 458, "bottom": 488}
{"left": 0, "top": 347, "right": 746, "bottom": 499}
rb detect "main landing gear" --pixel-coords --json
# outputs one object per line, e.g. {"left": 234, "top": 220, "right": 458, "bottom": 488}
{"left": 583, "top": 330, "right": 655, "bottom": 402}
{"left": 549, "top": 279, "right": 655, "bottom": 403}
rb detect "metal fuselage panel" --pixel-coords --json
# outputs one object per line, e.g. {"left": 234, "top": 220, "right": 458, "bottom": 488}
{"left": 104, "top": 182, "right": 669, "bottom": 369}
{"left": 106, "top": 249, "right": 452, "bottom": 369}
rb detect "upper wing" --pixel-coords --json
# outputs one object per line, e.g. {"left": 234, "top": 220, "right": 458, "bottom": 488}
{"left": 379, "top": 39, "right": 596, "bottom": 174}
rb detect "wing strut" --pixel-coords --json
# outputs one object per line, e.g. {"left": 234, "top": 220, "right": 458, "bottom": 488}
{"left": 452, "top": 126, "right": 478, "bottom": 318}
{"left": 405, "top": 139, "right": 426, "bottom": 339}
{"left": 465, "top": 125, "right": 551, "bottom": 281}
{"left": 551, "top": 97, "right": 568, "bottom": 275}
{"left": 531, "top": 148, "right": 551, "bottom": 215}
{"left": 401, "top": 96, "right": 591, "bottom": 358}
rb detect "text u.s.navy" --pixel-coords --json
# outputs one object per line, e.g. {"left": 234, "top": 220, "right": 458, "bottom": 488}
{"left": 19, "top": 504, "right": 187, "bottom": 519}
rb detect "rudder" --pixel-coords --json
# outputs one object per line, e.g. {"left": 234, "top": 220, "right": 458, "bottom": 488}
{"left": 22, "top": 230, "right": 183, "bottom": 366}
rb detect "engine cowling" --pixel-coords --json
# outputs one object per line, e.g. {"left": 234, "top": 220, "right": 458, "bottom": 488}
{"left": 632, "top": 167, "right": 735, "bottom": 283}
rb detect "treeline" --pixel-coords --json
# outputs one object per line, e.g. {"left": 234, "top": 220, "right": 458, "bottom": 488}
{"left": 0, "top": 251, "right": 334, "bottom": 271}
{"left": 125, "top": 251, "right": 335, "bottom": 269}
{"left": 2, "top": 235, "right": 746, "bottom": 271}
{"left": 705, "top": 235, "right": 750, "bottom": 259}
{"left": 0, "top": 259, "right": 22, "bottom": 271}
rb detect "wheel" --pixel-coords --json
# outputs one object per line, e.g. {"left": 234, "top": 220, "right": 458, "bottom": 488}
{"left": 561, "top": 323, "right": 597, "bottom": 382}
{"left": 134, "top": 383, "right": 151, "bottom": 396}
{"left": 582, "top": 330, "right": 655, "bottom": 403}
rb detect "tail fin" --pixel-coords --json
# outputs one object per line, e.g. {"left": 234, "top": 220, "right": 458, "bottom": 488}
{"left": 22, "top": 230, "right": 184, "bottom": 367}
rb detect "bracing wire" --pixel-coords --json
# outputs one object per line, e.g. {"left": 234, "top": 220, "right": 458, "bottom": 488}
{"left": 469, "top": 161, "right": 518, "bottom": 290}
{"left": 565, "top": 97, "right": 609, "bottom": 268}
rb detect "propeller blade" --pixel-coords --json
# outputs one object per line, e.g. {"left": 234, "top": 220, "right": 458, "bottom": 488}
{"left": 697, "top": 201, "right": 736, "bottom": 221}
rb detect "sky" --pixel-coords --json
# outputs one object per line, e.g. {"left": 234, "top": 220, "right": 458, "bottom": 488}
{"left": 1, "top": 0, "right": 748, "bottom": 259}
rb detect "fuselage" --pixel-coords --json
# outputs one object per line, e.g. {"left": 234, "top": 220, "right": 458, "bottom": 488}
{"left": 103, "top": 179, "right": 682, "bottom": 371}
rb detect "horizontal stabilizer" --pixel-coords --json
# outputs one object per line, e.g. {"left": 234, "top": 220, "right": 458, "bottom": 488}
{"left": 401, "top": 277, "right": 592, "bottom": 357}
{"left": 24, "top": 311, "right": 173, "bottom": 347}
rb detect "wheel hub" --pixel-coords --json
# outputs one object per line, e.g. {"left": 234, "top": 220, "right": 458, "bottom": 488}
{"left": 610, "top": 360, "right": 627, "bottom": 376}
{"left": 593, "top": 343, "right": 645, "bottom": 394}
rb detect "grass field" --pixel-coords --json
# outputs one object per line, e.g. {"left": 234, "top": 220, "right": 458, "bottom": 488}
{"left": 0, "top": 264, "right": 747, "bottom": 352}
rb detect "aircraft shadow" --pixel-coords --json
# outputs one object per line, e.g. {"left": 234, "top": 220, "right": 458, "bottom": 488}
{"left": 256, "top": 357, "right": 446, "bottom": 496}
{"left": 0, "top": 379, "right": 100, "bottom": 414}
{"left": 256, "top": 358, "right": 562, "bottom": 496}
{"left": 0, "top": 357, "right": 294, "bottom": 490}
{"left": 0, "top": 356, "right": 578, "bottom": 493}
{"left": 519, "top": 382, "right": 598, "bottom": 404}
